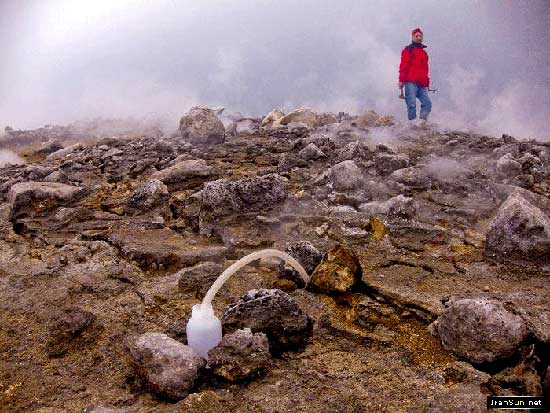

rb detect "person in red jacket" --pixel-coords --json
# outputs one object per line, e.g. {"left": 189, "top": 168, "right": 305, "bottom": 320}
{"left": 398, "top": 28, "right": 432, "bottom": 122}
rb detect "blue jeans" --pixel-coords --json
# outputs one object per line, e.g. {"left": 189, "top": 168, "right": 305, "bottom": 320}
{"left": 404, "top": 82, "right": 432, "bottom": 120}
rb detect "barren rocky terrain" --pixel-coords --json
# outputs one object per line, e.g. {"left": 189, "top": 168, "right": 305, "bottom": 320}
{"left": 1, "top": 107, "right": 549, "bottom": 412}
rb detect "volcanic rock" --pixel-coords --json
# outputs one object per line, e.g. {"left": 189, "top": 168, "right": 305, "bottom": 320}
{"left": 208, "top": 328, "right": 270, "bottom": 382}
{"left": 374, "top": 153, "right": 410, "bottom": 176}
{"left": 221, "top": 289, "right": 313, "bottom": 356}
{"left": 358, "top": 195, "right": 416, "bottom": 219}
{"left": 8, "top": 181, "right": 85, "bottom": 221}
{"left": 485, "top": 192, "right": 550, "bottom": 263}
{"left": 179, "top": 106, "right": 225, "bottom": 145}
{"left": 199, "top": 174, "right": 288, "bottom": 233}
{"left": 177, "top": 261, "right": 224, "bottom": 298}
{"left": 329, "top": 160, "right": 363, "bottom": 191}
{"left": 126, "top": 332, "right": 205, "bottom": 400}
{"left": 308, "top": 244, "right": 361, "bottom": 293}
{"left": 432, "top": 298, "right": 529, "bottom": 364}
{"left": 299, "top": 143, "right": 326, "bottom": 161}
{"left": 496, "top": 153, "right": 522, "bottom": 177}
{"left": 261, "top": 109, "right": 286, "bottom": 130}
{"left": 127, "top": 179, "right": 169, "bottom": 211}
{"left": 150, "top": 159, "right": 216, "bottom": 191}
{"left": 279, "top": 241, "right": 323, "bottom": 287}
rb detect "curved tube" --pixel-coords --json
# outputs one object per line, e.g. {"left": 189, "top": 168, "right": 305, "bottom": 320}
{"left": 201, "top": 249, "right": 309, "bottom": 310}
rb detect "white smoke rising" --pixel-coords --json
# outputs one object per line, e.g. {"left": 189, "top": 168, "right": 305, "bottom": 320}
{"left": 1, "top": 1, "right": 549, "bottom": 140}
{"left": 0, "top": 150, "right": 26, "bottom": 168}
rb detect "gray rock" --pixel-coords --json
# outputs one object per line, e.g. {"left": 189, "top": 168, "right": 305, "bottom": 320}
{"left": 151, "top": 159, "right": 216, "bottom": 190}
{"left": 279, "top": 241, "right": 323, "bottom": 287}
{"left": 126, "top": 332, "right": 205, "bottom": 400}
{"left": 496, "top": 153, "right": 522, "bottom": 177}
{"left": 208, "top": 328, "right": 270, "bottom": 382}
{"left": 199, "top": 174, "right": 288, "bottom": 233}
{"left": 43, "top": 170, "right": 68, "bottom": 183}
{"left": 127, "top": 179, "right": 169, "bottom": 211}
{"left": 358, "top": 195, "right": 416, "bottom": 219}
{"left": 177, "top": 261, "right": 224, "bottom": 298}
{"left": 329, "top": 160, "right": 363, "bottom": 191}
{"left": 374, "top": 153, "right": 410, "bottom": 175}
{"left": 299, "top": 143, "right": 326, "bottom": 161}
{"left": 25, "top": 165, "right": 55, "bottom": 180}
{"left": 179, "top": 106, "right": 225, "bottom": 145}
{"left": 433, "top": 299, "right": 528, "bottom": 364}
{"left": 221, "top": 289, "right": 313, "bottom": 356}
{"left": 8, "top": 181, "right": 85, "bottom": 221}
{"left": 336, "top": 141, "right": 372, "bottom": 162}
{"left": 485, "top": 192, "right": 550, "bottom": 263}
{"left": 389, "top": 167, "right": 432, "bottom": 190}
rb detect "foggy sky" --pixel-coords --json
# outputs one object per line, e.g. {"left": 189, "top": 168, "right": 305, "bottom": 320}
{"left": 1, "top": 0, "right": 549, "bottom": 140}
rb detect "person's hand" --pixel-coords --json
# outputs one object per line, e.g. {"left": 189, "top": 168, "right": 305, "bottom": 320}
{"left": 398, "top": 82, "right": 404, "bottom": 89}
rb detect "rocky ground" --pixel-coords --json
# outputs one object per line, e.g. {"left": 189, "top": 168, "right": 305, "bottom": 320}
{"left": 0, "top": 107, "right": 549, "bottom": 412}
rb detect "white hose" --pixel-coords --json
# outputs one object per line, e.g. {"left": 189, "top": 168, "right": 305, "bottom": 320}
{"left": 201, "top": 249, "right": 309, "bottom": 310}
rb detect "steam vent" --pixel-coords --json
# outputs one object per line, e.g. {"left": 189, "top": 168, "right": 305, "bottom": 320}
{"left": 1, "top": 107, "right": 549, "bottom": 412}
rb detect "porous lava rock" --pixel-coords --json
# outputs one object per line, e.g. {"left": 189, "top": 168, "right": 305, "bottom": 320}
{"left": 221, "top": 289, "right": 313, "bottom": 356}
{"left": 208, "top": 328, "right": 270, "bottom": 382}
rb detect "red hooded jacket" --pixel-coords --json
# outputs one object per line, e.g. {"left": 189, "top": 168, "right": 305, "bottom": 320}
{"left": 399, "top": 42, "right": 430, "bottom": 88}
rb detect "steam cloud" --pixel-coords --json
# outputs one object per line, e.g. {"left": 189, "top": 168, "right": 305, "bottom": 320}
{"left": 1, "top": 0, "right": 549, "bottom": 140}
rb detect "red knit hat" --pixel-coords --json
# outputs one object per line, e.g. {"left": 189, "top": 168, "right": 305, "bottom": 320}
{"left": 412, "top": 28, "right": 423, "bottom": 36}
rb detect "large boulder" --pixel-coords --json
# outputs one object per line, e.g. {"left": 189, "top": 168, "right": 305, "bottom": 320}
{"left": 8, "top": 181, "right": 85, "bottom": 221}
{"left": 126, "top": 332, "right": 205, "bottom": 400}
{"left": 150, "top": 159, "right": 216, "bottom": 191}
{"left": 431, "top": 299, "right": 529, "bottom": 364}
{"left": 199, "top": 174, "right": 288, "bottom": 233}
{"left": 221, "top": 289, "right": 313, "bottom": 356}
{"left": 207, "top": 328, "right": 270, "bottom": 382}
{"left": 329, "top": 160, "right": 363, "bottom": 191}
{"left": 179, "top": 106, "right": 225, "bottom": 145}
{"left": 485, "top": 192, "right": 550, "bottom": 263}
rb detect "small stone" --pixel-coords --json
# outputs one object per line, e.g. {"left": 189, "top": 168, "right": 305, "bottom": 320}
{"left": 208, "top": 328, "right": 270, "bottom": 382}
{"left": 126, "top": 332, "right": 205, "bottom": 400}
{"left": 308, "top": 244, "right": 361, "bottom": 293}
{"left": 128, "top": 179, "right": 170, "bottom": 210}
